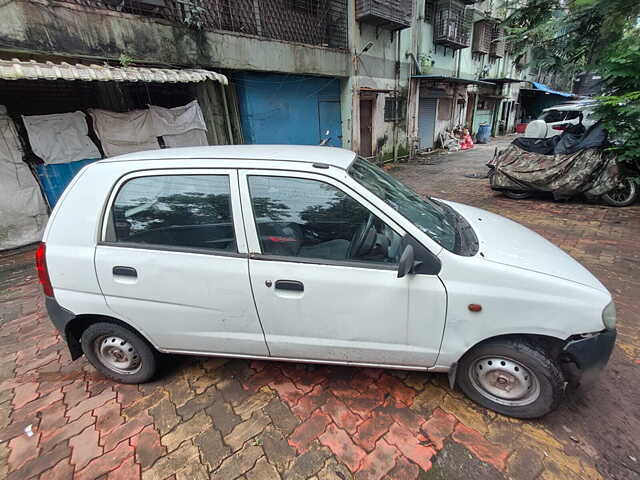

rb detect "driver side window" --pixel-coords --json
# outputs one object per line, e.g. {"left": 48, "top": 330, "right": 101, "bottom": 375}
{"left": 248, "top": 176, "right": 402, "bottom": 265}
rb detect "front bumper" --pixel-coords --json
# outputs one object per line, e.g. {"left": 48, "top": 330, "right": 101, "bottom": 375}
{"left": 562, "top": 329, "right": 616, "bottom": 387}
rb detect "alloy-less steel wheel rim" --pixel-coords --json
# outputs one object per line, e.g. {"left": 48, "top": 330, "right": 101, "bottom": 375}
{"left": 469, "top": 356, "right": 541, "bottom": 406}
{"left": 607, "top": 179, "right": 634, "bottom": 204}
{"left": 94, "top": 335, "right": 142, "bottom": 375}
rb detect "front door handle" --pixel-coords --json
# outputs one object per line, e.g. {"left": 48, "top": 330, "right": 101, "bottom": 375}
{"left": 275, "top": 280, "right": 304, "bottom": 292}
{"left": 113, "top": 266, "right": 137, "bottom": 278}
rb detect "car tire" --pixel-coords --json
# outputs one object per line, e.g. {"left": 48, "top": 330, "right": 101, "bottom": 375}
{"left": 456, "top": 338, "right": 565, "bottom": 419}
{"left": 81, "top": 322, "right": 158, "bottom": 384}
{"left": 503, "top": 190, "right": 533, "bottom": 200}
{"left": 601, "top": 178, "right": 638, "bottom": 207}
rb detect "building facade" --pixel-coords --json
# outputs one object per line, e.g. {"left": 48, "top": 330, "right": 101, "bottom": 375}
{"left": 0, "top": 0, "right": 565, "bottom": 250}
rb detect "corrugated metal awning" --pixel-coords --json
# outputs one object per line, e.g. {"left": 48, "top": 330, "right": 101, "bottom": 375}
{"left": 0, "top": 59, "right": 228, "bottom": 85}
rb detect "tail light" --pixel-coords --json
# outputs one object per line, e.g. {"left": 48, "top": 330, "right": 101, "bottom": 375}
{"left": 35, "top": 242, "right": 54, "bottom": 297}
{"left": 552, "top": 124, "right": 568, "bottom": 131}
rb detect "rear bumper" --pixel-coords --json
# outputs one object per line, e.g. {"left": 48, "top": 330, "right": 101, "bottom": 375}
{"left": 562, "top": 329, "right": 616, "bottom": 387}
{"left": 45, "top": 296, "right": 82, "bottom": 360}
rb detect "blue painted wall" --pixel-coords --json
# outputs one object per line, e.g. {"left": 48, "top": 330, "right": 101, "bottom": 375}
{"left": 234, "top": 73, "right": 342, "bottom": 147}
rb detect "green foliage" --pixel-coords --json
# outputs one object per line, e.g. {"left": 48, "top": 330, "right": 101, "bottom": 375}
{"left": 595, "top": 31, "right": 640, "bottom": 164}
{"left": 504, "top": 0, "right": 640, "bottom": 165}
{"left": 118, "top": 53, "right": 134, "bottom": 68}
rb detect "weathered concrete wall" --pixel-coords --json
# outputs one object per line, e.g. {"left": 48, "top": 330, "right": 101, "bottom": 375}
{"left": 0, "top": 0, "right": 350, "bottom": 77}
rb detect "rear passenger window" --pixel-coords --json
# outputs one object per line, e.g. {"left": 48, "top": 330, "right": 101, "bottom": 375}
{"left": 110, "top": 175, "right": 236, "bottom": 252}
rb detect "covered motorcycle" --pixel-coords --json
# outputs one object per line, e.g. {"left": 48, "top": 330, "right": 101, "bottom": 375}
{"left": 489, "top": 123, "right": 636, "bottom": 206}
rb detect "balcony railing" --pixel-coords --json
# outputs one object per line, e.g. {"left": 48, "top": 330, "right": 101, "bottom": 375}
{"left": 355, "top": 0, "right": 412, "bottom": 31}
{"left": 489, "top": 25, "right": 505, "bottom": 58}
{"left": 66, "top": 0, "right": 348, "bottom": 49}
{"left": 434, "top": 0, "right": 473, "bottom": 50}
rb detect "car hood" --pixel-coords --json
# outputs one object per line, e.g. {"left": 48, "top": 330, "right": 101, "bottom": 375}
{"left": 442, "top": 200, "right": 608, "bottom": 293}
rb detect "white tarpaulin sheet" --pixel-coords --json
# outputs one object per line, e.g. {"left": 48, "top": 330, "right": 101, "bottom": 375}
{"left": 0, "top": 111, "right": 48, "bottom": 250}
{"left": 149, "top": 100, "right": 208, "bottom": 148}
{"left": 22, "top": 111, "right": 101, "bottom": 164}
{"left": 89, "top": 109, "right": 159, "bottom": 157}
{"left": 163, "top": 129, "right": 208, "bottom": 148}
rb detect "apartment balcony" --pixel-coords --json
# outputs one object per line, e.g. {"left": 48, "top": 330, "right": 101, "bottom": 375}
{"left": 64, "top": 0, "right": 348, "bottom": 49}
{"left": 355, "top": 0, "right": 412, "bottom": 31}
{"left": 490, "top": 26, "right": 506, "bottom": 58}
{"left": 433, "top": 0, "right": 473, "bottom": 50}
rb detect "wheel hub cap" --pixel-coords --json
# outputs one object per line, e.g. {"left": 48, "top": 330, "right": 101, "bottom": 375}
{"left": 470, "top": 356, "right": 540, "bottom": 406}
{"left": 95, "top": 335, "right": 141, "bottom": 374}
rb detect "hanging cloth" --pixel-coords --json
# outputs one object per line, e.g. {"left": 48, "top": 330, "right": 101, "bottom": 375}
{"left": 0, "top": 110, "right": 48, "bottom": 250}
{"left": 89, "top": 109, "right": 159, "bottom": 157}
{"left": 22, "top": 111, "right": 101, "bottom": 164}
{"left": 149, "top": 100, "right": 208, "bottom": 148}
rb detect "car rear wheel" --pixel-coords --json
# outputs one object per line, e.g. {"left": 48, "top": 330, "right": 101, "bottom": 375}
{"left": 81, "top": 322, "right": 158, "bottom": 384}
{"left": 456, "top": 338, "right": 565, "bottom": 418}
{"left": 601, "top": 178, "right": 638, "bottom": 207}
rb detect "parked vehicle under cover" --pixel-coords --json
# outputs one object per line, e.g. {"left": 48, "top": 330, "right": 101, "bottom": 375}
{"left": 38, "top": 145, "right": 616, "bottom": 418}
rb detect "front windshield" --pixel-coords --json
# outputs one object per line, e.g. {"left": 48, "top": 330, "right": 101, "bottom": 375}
{"left": 348, "top": 157, "right": 458, "bottom": 251}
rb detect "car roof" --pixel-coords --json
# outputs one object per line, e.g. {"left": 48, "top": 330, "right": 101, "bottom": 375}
{"left": 543, "top": 101, "right": 597, "bottom": 112}
{"left": 99, "top": 145, "right": 357, "bottom": 170}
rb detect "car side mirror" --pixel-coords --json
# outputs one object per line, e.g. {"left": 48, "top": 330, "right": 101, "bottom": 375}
{"left": 398, "top": 244, "right": 422, "bottom": 278}
{"left": 398, "top": 234, "right": 442, "bottom": 277}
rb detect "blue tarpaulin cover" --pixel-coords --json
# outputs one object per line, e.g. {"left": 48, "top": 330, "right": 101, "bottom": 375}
{"left": 35, "top": 158, "right": 100, "bottom": 208}
{"left": 531, "top": 82, "right": 575, "bottom": 98}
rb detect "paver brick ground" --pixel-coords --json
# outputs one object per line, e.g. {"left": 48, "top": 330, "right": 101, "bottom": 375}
{"left": 1, "top": 138, "right": 638, "bottom": 479}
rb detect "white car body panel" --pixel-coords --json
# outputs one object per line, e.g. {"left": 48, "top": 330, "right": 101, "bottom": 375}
{"left": 524, "top": 103, "right": 597, "bottom": 138}
{"left": 236, "top": 170, "right": 447, "bottom": 367}
{"left": 42, "top": 145, "right": 612, "bottom": 373}
{"left": 443, "top": 201, "right": 607, "bottom": 292}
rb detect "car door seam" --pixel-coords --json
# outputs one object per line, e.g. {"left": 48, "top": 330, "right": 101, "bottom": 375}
{"left": 237, "top": 169, "right": 271, "bottom": 356}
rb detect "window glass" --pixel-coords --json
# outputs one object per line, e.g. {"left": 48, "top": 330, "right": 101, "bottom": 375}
{"left": 540, "top": 110, "right": 567, "bottom": 123}
{"left": 248, "top": 176, "right": 402, "bottom": 265}
{"left": 349, "top": 157, "right": 461, "bottom": 252}
{"left": 564, "top": 111, "right": 581, "bottom": 121}
{"left": 111, "top": 175, "right": 236, "bottom": 252}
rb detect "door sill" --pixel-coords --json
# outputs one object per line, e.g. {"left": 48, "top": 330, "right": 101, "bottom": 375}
{"left": 157, "top": 347, "right": 432, "bottom": 372}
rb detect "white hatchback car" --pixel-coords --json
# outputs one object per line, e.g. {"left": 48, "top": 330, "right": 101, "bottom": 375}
{"left": 38, "top": 146, "right": 616, "bottom": 418}
{"left": 524, "top": 102, "right": 598, "bottom": 138}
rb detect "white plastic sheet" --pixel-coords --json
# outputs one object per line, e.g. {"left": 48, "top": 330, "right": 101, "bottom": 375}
{"left": 22, "top": 111, "right": 101, "bottom": 164}
{"left": 89, "top": 109, "right": 159, "bottom": 157}
{"left": 149, "top": 100, "right": 208, "bottom": 148}
{"left": 0, "top": 112, "right": 48, "bottom": 250}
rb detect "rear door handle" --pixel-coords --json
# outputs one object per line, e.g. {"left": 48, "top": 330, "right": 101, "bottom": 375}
{"left": 275, "top": 280, "right": 304, "bottom": 292}
{"left": 113, "top": 266, "right": 137, "bottom": 278}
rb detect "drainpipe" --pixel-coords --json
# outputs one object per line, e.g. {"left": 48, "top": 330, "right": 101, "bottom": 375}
{"left": 219, "top": 83, "right": 234, "bottom": 145}
{"left": 393, "top": 29, "right": 401, "bottom": 163}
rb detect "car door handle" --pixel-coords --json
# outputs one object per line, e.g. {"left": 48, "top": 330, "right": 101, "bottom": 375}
{"left": 113, "top": 266, "right": 137, "bottom": 278}
{"left": 274, "top": 280, "right": 304, "bottom": 292}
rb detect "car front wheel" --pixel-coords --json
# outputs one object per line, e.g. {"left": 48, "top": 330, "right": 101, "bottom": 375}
{"left": 456, "top": 338, "right": 565, "bottom": 419}
{"left": 81, "top": 322, "right": 158, "bottom": 384}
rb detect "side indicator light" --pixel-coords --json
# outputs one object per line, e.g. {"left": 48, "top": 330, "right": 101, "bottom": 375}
{"left": 468, "top": 304, "right": 482, "bottom": 312}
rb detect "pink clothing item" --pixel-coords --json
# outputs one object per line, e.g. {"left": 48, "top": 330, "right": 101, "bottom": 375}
{"left": 461, "top": 134, "right": 474, "bottom": 150}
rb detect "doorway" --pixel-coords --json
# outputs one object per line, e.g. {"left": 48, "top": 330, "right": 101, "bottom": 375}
{"left": 418, "top": 98, "right": 437, "bottom": 150}
{"left": 359, "top": 98, "right": 373, "bottom": 157}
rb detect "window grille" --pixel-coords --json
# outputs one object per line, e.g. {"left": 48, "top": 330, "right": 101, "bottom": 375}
{"left": 355, "top": 0, "right": 413, "bottom": 31}
{"left": 62, "top": 0, "right": 348, "bottom": 49}
{"left": 434, "top": 0, "right": 472, "bottom": 50}
{"left": 489, "top": 25, "right": 505, "bottom": 58}
{"left": 384, "top": 96, "right": 405, "bottom": 122}
{"left": 472, "top": 20, "right": 493, "bottom": 54}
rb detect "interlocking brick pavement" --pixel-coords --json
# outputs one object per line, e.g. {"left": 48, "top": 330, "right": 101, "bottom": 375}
{"left": 1, "top": 140, "right": 638, "bottom": 479}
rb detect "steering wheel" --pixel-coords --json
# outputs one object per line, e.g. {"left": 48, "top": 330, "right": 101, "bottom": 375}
{"left": 348, "top": 213, "right": 377, "bottom": 259}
